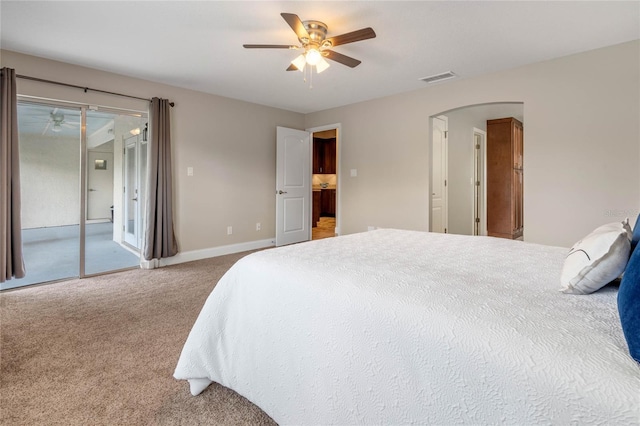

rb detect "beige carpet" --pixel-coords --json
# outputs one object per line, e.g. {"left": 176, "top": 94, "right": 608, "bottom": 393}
{"left": 0, "top": 251, "right": 277, "bottom": 425}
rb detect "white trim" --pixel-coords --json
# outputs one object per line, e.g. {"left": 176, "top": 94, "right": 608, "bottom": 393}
{"left": 156, "top": 238, "right": 275, "bottom": 267}
{"left": 306, "top": 123, "right": 342, "bottom": 236}
{"left": 140, "top": 258, "right": 159, "bottom": 270}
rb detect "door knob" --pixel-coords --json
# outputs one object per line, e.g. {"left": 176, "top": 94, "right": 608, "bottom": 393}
{"left": 89, "top": 189, "right": 96, "bottom": 192}
{"left": 132, "top": 197, "right": 138, "bottom": 201}
{"left": 277, "top": 190, "right": 288, "bottom": 195}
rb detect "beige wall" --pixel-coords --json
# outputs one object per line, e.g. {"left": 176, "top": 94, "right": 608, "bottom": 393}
{"left": 305, "top": 41, "right": 640, "bottom": 248}
{"left": 3, "top": 41, "right": 639, "bottom": 254}
{"left": 2, "top": 50, "right": 305, "bottom": 253}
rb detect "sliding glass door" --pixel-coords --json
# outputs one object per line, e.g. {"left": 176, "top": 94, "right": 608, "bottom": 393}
{"left": 0, "top": 100, "right": 147, "bottom": 290}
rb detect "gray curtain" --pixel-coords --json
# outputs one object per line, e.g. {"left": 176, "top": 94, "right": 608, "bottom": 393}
{"left": 143, "top": 97, "right": 178, "bottom": 261}
{"left": 1, "top": 68, "right": 26, "bottom": 282}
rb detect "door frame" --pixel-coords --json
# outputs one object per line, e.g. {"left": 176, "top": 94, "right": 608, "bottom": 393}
{"left": 472, "top": 127, "right": 488, "bottom": 236}
{"left": 306, "top": 123, "right": 342, "bottom": 236}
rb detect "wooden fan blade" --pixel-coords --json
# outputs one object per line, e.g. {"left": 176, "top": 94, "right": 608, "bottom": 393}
{"left": 326, "top": 27, "right": 376, "bottom": 47}
{"left": 324, "top": 50, "right": 362, "bottom": 68}
{"left": 281, "top": 13, "right": 310, "bottom": 40}
{"left": 286, "top": 64, "right": 299, "bottom": 71}
{"left": 243, "top": 44, "right": 296, "bottom": 49}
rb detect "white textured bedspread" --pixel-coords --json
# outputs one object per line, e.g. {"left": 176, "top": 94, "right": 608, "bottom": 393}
{"left": 174, "top": 229, "right": 640, "bottom": 425}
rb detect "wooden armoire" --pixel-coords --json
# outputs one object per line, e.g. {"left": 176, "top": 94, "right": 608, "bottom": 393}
{"left": 487, "top": 117, "right": 523, "bottom": 240}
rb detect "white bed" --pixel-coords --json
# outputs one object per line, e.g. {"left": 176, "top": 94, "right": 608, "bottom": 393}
{"left": 174, "top": 229, "right": 640, "bottom": 425}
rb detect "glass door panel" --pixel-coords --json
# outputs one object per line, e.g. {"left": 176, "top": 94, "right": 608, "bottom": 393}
{"left": 84, "top": 110, "right": 145, "bottom": 275}
{"left": 1, "top": 103, "right": 82, "bottom": 290}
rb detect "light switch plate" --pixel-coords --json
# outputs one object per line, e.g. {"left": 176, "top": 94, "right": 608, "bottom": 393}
{"left": 350, "top": 169, "right": 357, "bottom": 177}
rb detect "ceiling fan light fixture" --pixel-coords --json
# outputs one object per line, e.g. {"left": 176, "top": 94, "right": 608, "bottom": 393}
{"left": 291, "top": 54, "right": 306, "bottom": 72}
{"left": 305, "top": 48, "right": 322, "bottom": 65}
{"left": 315, "top": 57, "right": 330, "bottom": 73}
{"left": 52, "top": 123, "right": 62, "bottom": 132}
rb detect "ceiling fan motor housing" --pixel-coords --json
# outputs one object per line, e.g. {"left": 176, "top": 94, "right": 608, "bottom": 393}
{"left": 51, "top": 112, "right": 65, "bottom": 123}
{"left": 302, "top": 20, "right": 330, "bottom": 48}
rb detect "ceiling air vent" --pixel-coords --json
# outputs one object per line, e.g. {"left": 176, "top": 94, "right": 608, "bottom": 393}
{"left": 419, "top": 71, "right": 457, "bottom": 84}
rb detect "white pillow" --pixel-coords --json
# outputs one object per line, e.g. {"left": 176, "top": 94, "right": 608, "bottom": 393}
{"left": 560, "top": 219, "right": 632, "bottom": 294}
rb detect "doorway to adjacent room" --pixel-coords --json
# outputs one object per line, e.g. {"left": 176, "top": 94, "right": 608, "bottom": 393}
{"left": 429, "top": 102, "right": 523, "bottom": 237}
{"left": 310, "top": 127, "right": 338, "bottom": 240}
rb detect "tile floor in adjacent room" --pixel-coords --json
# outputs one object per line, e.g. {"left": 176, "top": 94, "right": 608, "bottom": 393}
{"left": 312, "top": 217, "right": 336, "bottom": 240}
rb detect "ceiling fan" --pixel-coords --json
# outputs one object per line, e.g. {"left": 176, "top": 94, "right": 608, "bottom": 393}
{"left": 42, "top": 109, "right": 79, "bottom": 135}
{"left": 243, "top": 13, "right": 376, "bottom": 74}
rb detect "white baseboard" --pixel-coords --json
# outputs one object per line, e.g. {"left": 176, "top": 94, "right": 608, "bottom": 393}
{"left": 158, "top": 238, "right": 276, "bottom": 267}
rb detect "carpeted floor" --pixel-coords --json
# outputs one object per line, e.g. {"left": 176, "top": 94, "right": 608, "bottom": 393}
{"left": 0, "top": 251, "right": 277, "bottom": 425}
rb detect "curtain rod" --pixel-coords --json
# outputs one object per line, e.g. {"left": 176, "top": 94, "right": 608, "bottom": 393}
{"left": 14, "top": 74, "right": 175, "bottom": 107}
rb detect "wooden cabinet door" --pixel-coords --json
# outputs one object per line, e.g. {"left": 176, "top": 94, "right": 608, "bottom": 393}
{"left": 513, "top": 120, "right": 523, "bottom": 170}
{"left": 487, "top": 117, "right": 524, "bottom": 239}
{"left": 312, "top": 138, "right": 322, "bottom": 173}
{"left": 320, "top": 189, "right": 336, "bottom": 217}
{"left": 312, "top": 191, "right": 321, "bottom": 227}
{"left": 312, "top": 138, "right": 337, "bottom": 174}
{"left": 324, "top": 139, "right": 336, "bottom": 174}
{"left": 512, "top": 169, "right": 523, "bottom": 238}
{"left": 327, "top": 189, "right": 336, "bottom": 216}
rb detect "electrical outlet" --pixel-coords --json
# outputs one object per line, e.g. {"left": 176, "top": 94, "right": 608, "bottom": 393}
{"left": 256, "top": 222, "right": 261, "bottom": 231}
{"left": 227, "top": 226, "right": 232, "bottom": 235}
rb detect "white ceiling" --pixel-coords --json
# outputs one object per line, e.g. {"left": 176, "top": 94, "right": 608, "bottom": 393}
{"left": 2, "top": 1, "right": 638, "bottom": 114}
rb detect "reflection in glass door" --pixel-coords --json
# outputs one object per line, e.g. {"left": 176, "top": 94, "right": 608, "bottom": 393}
{"left": 3, "top": 103, "right": 82, "bottom": 290}
{"left": 1, "top": 100, "right": 148, "bottom": 290}
{"left": 84, "top": 110, "right": 146, "bottom": 276}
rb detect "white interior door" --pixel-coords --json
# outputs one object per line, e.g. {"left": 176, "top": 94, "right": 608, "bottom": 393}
{"left": 123, "top": 135, "right": 139, "bottom": 247}
{"left": 87, "top": 150, "right": 114, "bottom": 221}
{"left": 276, "top": 126, "right": 311, "bottom": 246}
{"left": 431, "top": 116, "right": 448, "bottom": 233}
